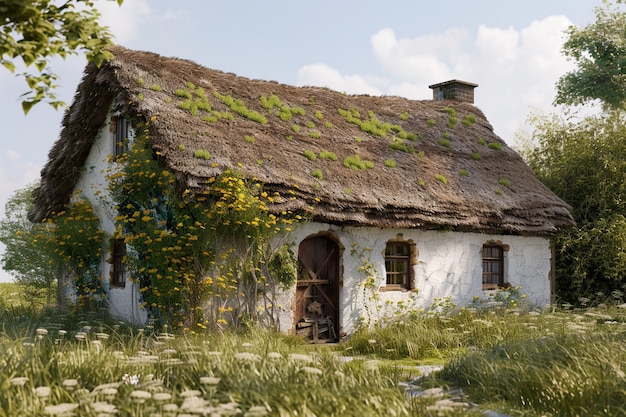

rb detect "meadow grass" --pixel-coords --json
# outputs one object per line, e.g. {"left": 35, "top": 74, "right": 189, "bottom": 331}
{"left": 1, "top": 283, "right": 626, "bottom": 416}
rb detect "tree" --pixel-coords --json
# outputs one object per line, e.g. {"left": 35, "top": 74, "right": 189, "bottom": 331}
{"left": 523, "top": 111, "right": 626, "bottom": 303}
{"left": 555, "top": 1, "right": 626, "bottom": 109}
{"left": 0, "top": 184, "right": 57, "bottom": 304}
{"left": 0, "top": 0, "right": 122, "bottom": 113}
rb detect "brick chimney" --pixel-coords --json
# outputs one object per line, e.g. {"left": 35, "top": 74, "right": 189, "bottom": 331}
{"left": 429, "top": 80, "right": 478, "bottom": 103}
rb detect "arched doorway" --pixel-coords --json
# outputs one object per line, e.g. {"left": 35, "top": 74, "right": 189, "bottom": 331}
{"left": 294, "top": 235, "right": 340, "bottom": 343}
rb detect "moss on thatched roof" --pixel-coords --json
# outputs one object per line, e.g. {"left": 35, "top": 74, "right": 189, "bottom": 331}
{"left": 30, "top": 46, "right": 574, "bottom": 235}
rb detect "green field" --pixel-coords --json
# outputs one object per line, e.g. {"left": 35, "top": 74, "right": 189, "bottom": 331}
{"left": 0, "top": 283, "right": 625, "bottom": 416}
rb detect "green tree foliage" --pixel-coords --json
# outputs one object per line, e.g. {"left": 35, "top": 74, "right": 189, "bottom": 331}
{"left": 0, "top": 185, "right": 106, "bottom": 308}
{"left": 0, "top": 0, "right": 122, "bottom": 113}
{"left": 0, "top": 184, "right": 57, "bottom": 303}
{"left": 524, "top": 112, "right": 626, "bottom": 302}
{"left": 555, "top": 1, "right": 626, "bottom": 109}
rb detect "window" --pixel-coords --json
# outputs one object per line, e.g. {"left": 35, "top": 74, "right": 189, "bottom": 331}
{"left": 385, "top": 242, "right": 411, "bottom": 289}
{"left": 482, "top": 245, "right": 504, "bottom": 289}
{"left": 110, "top": 239, "right": 126, "bottom": 287}
{"left": 114, "top": 117, "right": 129, "bottom": 158}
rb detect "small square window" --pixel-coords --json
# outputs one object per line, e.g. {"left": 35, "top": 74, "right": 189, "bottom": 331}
{"left": 482, "top": 245, "right": 504, "bottom": 289}
{"left": 385, "top": 242, "right": 411, "bottom": 289}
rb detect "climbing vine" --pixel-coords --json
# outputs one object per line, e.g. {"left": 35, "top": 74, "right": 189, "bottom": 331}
{"left": 39, "top": 197, "right": 106, "bottom": 311}
{"left": 108, "top": 119, "right": 302, "bottom": 330}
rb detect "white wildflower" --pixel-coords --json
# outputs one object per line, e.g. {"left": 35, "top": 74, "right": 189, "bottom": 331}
{"left": 89, "top": 402, "right": 118, "bottom": 414}
{"left": 301, "top": 366, "right": 323, "bottom": 375}
{"left": 163, "top": 403, "right": 179, "bottom": 412}
{"left": 122, "top": 374, "right": 141, "bottom": 385}
{"left": 180, "top": 389, "right": 202, "bottom": 398}
{"left": 234, "top": 352, "right": 261, "bottom": 362}
{"left": 9, "top": 377, "right": 29, "bottom": 386}
{"left": 130, "top": 389, "right": 151, "bottom": 403}
{"left": 199, "top": 376, "right": 221, "bottom": 385}
{"left": 44, "top": 402, "right": 79, "bottom": 415}
{"left": 61, "top": 379, "right": 79, "bottom": 391}
{"left": 267, "top": 352, "right": 282, "bottom": 360}
{"left": 152, "top": 392, "right": 172, "bottom": 402}
{"left": 35, "top": 386, "right": 52, "bottom": 398}
{"left": 288, "top": 353, "right": 313, "bottom": 363}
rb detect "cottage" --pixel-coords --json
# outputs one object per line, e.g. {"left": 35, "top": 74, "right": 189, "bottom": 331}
{"left": 30, "top": 47, "right": 574, "bottom": 340}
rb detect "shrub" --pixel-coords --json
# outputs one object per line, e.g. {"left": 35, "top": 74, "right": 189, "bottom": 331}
{"left": 311, "top": 169, "right": 323, "bottom": 180}
{"left": 244, "top": 135, "right": 255, "bottom": 143}
{"left": 400, "top": 110, "right": 410, "bottom": 120}
{"left": 319, "top": 150, "right": 338, "bottom": 161}
{"left": 471, "top": 152, "right": 481, "bottom": 161}
{"left": 435, "top": 174, "right": 448, "bottom": 184}
{"left": 384, "top": 159, "right": 397, "bottom": 168}
{"left": 459, "top": 169, "right": 469, "bottom": 177}
{"left": 175, "top": 89, "right": 192, "bottom": 99}
{"left": 499, "top": 178, "right": 511, "bottom": 187}
{"left": 389, "top": 139, "right": 414, "bottom": 153}
{"left": 439, "top": 139, "right": 451, "bottom": 148}
{"left": 463, "top": 114, "right": 476, "bottom": 126}
{"left": 344, "top": 155, "right": 374, "bottom": 170}
{"left": 150, "top": 84, "right": 163, "bottom": 92}
{"left": 303, "top": 150, "right": 317, "bottom": 161}
{"left": 194, "top": 149, "right": 211, "bottom": 160}
{"left": 427, "top": 118, "right": 436, "bottom": 126}
{"left": 488, "top": 142, "right": 503, "bottom": 150}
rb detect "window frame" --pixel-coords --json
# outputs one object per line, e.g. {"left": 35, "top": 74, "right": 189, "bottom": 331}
{"left": 114, "top": 117, "right": 129, "bottom": 159}
{"left": 482, "top": 244, "right": 504, "bottom": 290}
{"left": 110, "top": 239, "right": 126, "bottom": 288}
{"left": 384, "top": 241, "right": 412, "bottom": 290}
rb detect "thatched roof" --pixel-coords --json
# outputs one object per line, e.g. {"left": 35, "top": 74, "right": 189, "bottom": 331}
{"left": 30, "top": 46, "right": 574, "bottom": 235}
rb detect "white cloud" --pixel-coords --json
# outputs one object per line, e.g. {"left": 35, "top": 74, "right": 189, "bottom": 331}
{"left": 371, "top": 27, "right": 470, "bottom": 83}
{"left": 296, "top": 15, "right": 574, "bottom": 144}
{"left": 297, "top": 63, "right": 383, "bottom": 96}
{"left": 97, "top": 0, "right": 151, "bottom": 44}
{"left": 4, "top": 150, "right": 20, "bottom": 160}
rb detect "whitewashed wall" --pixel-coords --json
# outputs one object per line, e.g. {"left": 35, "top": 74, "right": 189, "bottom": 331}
{"left": 73, "top": 113, "right": 147, "bottom": 324}
{"left": 283, "top": 222, "right": 553, "bottom": 337}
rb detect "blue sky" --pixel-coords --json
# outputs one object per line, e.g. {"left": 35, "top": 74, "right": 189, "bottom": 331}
{"left": 0, "top": 0, "right": 605, "bottom": 282}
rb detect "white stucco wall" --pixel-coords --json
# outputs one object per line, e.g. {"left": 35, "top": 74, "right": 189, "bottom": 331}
{"left": 73, "top": 113, "right": 147, "bottom": 324}
{"left": 283, "top": 222, "right": 553, "bottom": 337}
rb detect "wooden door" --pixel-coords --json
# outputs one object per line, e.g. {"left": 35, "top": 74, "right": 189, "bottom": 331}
{"left": 294, "top": 235, "right": 340, "bottom": 343}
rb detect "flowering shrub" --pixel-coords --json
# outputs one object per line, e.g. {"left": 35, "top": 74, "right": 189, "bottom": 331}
{"left": 39, "top": 197, "right": 106, "bottom": 311}
{"left": 108, "top": 120, "right": 301, "bottom": 330}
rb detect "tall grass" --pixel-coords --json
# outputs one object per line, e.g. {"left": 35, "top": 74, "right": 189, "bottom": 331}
{"left": 1, "top": 283, "right": 626, "bottom": 416}
{"left": 440, "top": 310, "right": 626, "bottom": 416}
{"left": 0, "top": 319, "right": 411, "bottom": 416}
